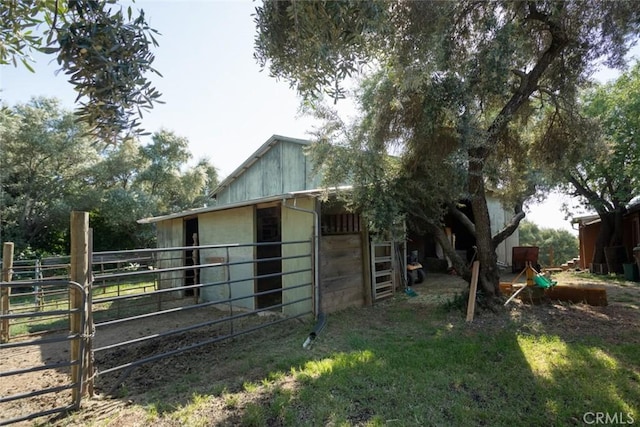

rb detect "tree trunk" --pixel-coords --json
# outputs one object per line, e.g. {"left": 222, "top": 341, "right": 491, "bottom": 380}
{"left": 611, "top": 209, "right": 625, "bottom": 247}
{"left": 424, "top": 221, "right": 470, "bottom": 279}
{"left": 592, "top": 213, "right": 612, "bottom": 265}
{"left": 468, "top": 149, "right": 500, "bottom": 299}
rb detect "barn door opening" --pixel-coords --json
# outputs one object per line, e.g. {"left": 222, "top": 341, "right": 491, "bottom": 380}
{"left": 256, "top": 206, "right": 282, "bottom": 309}
{"left": 184, "top": 217, "right": 199, "bottom": 297}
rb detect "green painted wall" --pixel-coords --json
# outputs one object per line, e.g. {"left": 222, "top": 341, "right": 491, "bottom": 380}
{"left": 157, "top": 218, "right": 184, "bottom": 293}
{"left": 281, "top": 197, "right": 315, "bottom": 316}
{"left": 216, "top": 140, "right": 321, "bottom": 205}
{"left": 198, "top": 206, "right": 255, "bottom": 310}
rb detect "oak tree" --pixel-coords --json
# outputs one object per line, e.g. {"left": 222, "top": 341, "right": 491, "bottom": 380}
{"left": 254, "top": 0, "right": 640, "bottom": 298}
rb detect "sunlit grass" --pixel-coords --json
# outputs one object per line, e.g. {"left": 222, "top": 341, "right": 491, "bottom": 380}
{"left": 58, "top": 271, "right": 640, "bottom": 426}
{"left": 7, "top": 281, "right": 156, "bottom": 337}
{"left": 146, "top": 316, "right": 636, "bottom": 426}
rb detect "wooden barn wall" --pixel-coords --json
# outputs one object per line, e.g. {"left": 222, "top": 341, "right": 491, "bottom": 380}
{"left": 579, "top": 212, "right": 640, "bottom": 271}
{"left": 487, "top": 197, "right": 518, "bottom": 266}
{"left": 215, "top": 140, "right": 321, "bottom": 206}
{"left": 320, "top": 233, "right": 366, "bottom": 313}
{"left": 198, "top": 206, "right": 255, "bottom": 310}
{"left": 281, "top": 197, "right": 315, "bottom": 316}
{"left": 579, "top": 223, "right": 600, "bottom": 270}
{"left": 157, "top": 218, "right": 184, "bottom": 291}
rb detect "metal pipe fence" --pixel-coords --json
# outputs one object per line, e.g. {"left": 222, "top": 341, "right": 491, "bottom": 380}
{"left": 0, "top": 280, "right": 86, "bottom": 426}
{"left": 1, "top": 238, "right": 315, "bottom": 424}
{"left": 90, "top": 240, "right": 314, "bottom": 391}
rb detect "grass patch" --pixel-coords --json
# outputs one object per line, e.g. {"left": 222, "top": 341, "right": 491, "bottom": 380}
{"left": 6, "top": 281, "right": 156, "bottom": 336}
{"left": 56, "top": 272, "right": 640, "bottom": 426}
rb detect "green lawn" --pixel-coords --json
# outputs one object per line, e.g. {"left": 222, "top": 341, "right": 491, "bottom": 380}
{"left": 7, "top": 281, "right": 156, "bottom": 336}
{"left": 58, "top": 271, "right": 639, "bottom": 427}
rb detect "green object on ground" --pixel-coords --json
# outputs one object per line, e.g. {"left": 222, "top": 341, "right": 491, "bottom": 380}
{"left": 405, "top": 287, "right": 418, "bottom": 297}
{"left": 534, "top": 274, "right": 557, "bottom": 288}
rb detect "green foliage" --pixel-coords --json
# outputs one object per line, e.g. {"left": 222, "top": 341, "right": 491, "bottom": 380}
{"left": 0, "top": 97, "right": 99, "bottom": 252}
{"left": 1, "top": 98, "right": 219, "bottom": 253}
{"left": 541, "top": 61, "right": 640, "bottom": 259}
{"left": 0, "top": 0, "right": 162, "bottom": 142}
{"left": 135, "top": 130, "right": 217, "bottom": 213}
{"left": 573, "top": 62, "right": 640, "bottom": 211}
{"left": 254, "top": 1, "right": 388, "bottom": 101}
{"left": 255, "top": 0, "right": 640, "bottom": 294}
{"left": 519, "top": 220, "right": 579, "bottom": 267}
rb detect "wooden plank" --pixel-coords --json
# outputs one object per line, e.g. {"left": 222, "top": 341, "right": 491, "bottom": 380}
{"left": 321, "top": 275, "right": 363, "bottom": 291}
{"left": 545, "top": 285, "right": 607, "bottom": 306}
{"left": 321, "top": 287, "right": 365, "bottom": 313}
{"left": 466, "top": 261, "right": 480, "bottom": 322}
{"left": 320, "top": 259, "right": 363, "bottom": 278}
{"left": 319, "top": 233, "right": 366, "bottom": 311}
{"left": 1, "top": 242, "right": 14, "bottom": 343}
{"left": 361, "top": 230, "right": 372, "bottom": 306}
{"left": 375, "top": 281, "right": 393, "bottom": 291}
{"left": 70, "top": 211, "right": 90, "bottom": 403}
{"left": 376, "top": 289, "right": 394, "bottom": 299}
{"left": 321, "top": 251, "right": 363, "bottom": 263}
{"left": 321, "top": 236, "right": 361, "bottom": 251}
{"left": 374, "top": 269, "right": 393, "bottom": 276}
{"left": 324, "top": 240, "right": 361, "bottom": 250}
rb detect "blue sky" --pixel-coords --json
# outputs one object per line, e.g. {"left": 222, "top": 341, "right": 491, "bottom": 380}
{"left": 1, "top": 1, "right": 321, "bottom": 177}
{"left": 1, "top": 0, "right": 637, "bottom": 233}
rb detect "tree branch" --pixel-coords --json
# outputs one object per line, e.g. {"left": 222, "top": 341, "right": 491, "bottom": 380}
{"left": 492, "top": 202, "right": 525, "bottom": 248}
{"left": 447, "top": 201, "right": 476, "bottom": 237}
{"left": 486, "top": 2, "right": 569, "bottom": 149}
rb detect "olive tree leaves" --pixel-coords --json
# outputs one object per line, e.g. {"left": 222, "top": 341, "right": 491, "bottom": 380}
{"left": 1, "top": 0, "right": 163, "bottom": 143}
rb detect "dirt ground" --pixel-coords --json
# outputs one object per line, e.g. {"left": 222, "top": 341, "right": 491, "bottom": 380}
{"left": 0, "top": 298, "right": 271, "bottom": 426}
{"left": 1, "top": 270, "right": 639, "bottom": 426}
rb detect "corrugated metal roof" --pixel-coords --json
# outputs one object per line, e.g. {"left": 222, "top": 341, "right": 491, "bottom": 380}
{"left": 137, "top": 186, "right": 353, "bottom": 224}
{"left": 137, "top": 194, "right": 294, "bottom": 224}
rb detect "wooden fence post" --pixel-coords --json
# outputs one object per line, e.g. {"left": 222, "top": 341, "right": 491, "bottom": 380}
{"left": 466, "top": 261, "right": 480, "bottom": 323}
{"left": 70, "top": 211, "right": 90, "bottom": 404}
{"left": 1, "top": 242, "right": 14, "bottom": 343}
{"left": 87, "top": 228, "right": 94, "bottom": 396}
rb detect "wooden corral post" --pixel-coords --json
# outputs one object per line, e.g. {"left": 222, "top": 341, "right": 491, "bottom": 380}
{"left": 1, "top": 242, "right": 14, "bottom": 343}
{"left": 466, "top": 261, "right": 480, "bottom": 323}
{"left": 86, "top": 228, "right": 95, "bottom": 396}
{"left": 70, "top": 211, "right": 90, "bottom": 403}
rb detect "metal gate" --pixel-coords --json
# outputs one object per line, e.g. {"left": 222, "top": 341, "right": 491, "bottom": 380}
{"left": 1, "top": 240, "right": 313, "bottom": 424}
{"left": 0, "top": 280, "right": 87, "bottom": 426}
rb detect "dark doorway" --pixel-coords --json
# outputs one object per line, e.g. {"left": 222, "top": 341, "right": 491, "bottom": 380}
{"left": 256, "top": 206, "right": 282, "bottom": 309}
{"left": 184, "top": 218, "right": 199, "bottom": 297}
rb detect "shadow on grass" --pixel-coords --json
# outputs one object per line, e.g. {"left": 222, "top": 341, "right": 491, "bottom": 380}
{"left": 66, "top": 296, "right": 637, "bottom": 427}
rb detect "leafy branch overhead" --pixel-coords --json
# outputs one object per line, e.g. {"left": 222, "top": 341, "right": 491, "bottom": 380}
{"left": 254, "top": 0, "right": 640, "bottom": 298}
{"left": 0, "top": 0, "right": 163, "bottom": 142}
